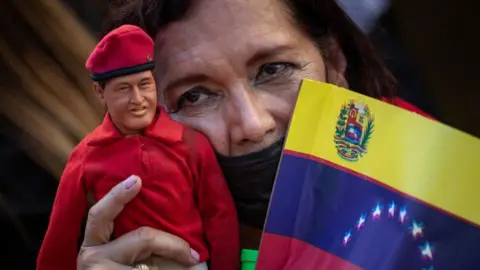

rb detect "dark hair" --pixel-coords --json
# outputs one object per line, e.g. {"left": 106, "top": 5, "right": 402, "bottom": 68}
{"left": 97, "top": 81, "right": 107, "bottom": 89}
{"left": 102, "top": 0, "right": 396, "bottom": 98}
{"left": 94, "top": 69, "right": 154, "bottom": 89}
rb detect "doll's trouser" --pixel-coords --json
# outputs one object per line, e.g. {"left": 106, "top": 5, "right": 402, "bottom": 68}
{"left": 136, "top": 256, "right": 208, "bottom": 270}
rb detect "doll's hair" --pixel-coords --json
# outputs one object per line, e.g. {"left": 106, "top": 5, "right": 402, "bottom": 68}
{"left": 97, "top": 81, "right": 107, "bottom": 89}
{"left": 94, "top": 68, "right": 155, "bottom": 89}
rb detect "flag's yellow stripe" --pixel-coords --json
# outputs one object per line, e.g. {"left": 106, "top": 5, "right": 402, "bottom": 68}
{"left": 285, "top": 79, "right": 480, "bottom": 226}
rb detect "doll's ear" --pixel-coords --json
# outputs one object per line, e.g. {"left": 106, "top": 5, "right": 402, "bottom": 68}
{"left": 92, "top": 82, "right": 106, "bottom": 105}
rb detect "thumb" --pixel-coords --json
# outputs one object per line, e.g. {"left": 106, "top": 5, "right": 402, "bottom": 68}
{"left": 82, "top": 175, "right": 142, "bottom": 247}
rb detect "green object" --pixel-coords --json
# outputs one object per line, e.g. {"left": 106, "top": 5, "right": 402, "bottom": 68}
{"left": 240, "top": 249, "right": 258, "bottom": 270}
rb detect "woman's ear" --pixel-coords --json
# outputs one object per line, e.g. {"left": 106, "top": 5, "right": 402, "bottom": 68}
{"left": 323, "top": 36, "right": 349, "bottom": 89}
{"left": 92, "top": 82, "right": 106, "bottom": 106}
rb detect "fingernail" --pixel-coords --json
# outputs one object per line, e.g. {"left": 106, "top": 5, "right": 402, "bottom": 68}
{"left": 123, "top": 175, "right": 138, "bottom": 190}
{"left": 190, "top": 248, "right": 200, "bottom": 262}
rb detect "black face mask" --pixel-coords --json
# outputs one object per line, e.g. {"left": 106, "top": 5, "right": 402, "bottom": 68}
{"left": 216, "top": 138, "right": 285, "bottom": 230}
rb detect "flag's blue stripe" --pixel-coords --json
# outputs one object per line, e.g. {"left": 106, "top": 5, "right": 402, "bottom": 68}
{"left": 265, "top": 153, "right": 480, "bottom": 270}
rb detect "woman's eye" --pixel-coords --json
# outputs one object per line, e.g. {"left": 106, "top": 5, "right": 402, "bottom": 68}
{"left": 176, "top": 87, "right": 213, "bottom": 110}
{"left": 256, "top": 62, "right": 294, "bottom": 83}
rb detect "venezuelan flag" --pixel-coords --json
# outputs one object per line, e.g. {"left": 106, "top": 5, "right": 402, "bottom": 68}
{"left": 257, "top": 80, "right": 480, "bottom": 270}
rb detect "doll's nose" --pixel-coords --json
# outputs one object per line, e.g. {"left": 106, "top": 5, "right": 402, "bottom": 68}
{"left": 130, "top": 88, "right": 144, "bottom": 104}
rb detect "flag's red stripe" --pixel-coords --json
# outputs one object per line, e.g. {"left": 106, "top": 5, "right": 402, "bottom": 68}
{"left": 283, "top": 149, "right": 479, "bottom": 229}
{"left": 257, "top": 233, "right": 363, "bottom": 270}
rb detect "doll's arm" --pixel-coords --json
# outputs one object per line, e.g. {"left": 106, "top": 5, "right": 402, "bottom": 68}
{"left": 193, "top": 133, "right": 240, "bottom": 270}
{"left": 37, "top": 147, "right": 88, "bottom": 270}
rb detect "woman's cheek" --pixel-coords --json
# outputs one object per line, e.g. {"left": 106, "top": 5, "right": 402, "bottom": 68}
{"left": 255, "top": 91, "right": 291, "bottom": 135}
{"left": 259, "top": 79, "right": 302, "bottom": 128}
{"left": 173, "top": 113, "right": 229, "bottom": 154}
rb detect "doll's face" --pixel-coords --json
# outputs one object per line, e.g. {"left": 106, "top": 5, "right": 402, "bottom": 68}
{"left": 94, "top": 70, "right": 157, "bottom": 135}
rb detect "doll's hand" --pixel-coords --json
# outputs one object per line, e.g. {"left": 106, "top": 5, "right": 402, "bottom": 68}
{"left": 77, "top": 175, "right": 200, "bottom": 270}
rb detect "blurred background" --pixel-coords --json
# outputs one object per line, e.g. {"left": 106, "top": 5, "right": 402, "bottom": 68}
{"left": 0, "top": 0, "right": 478, "bottom": 268}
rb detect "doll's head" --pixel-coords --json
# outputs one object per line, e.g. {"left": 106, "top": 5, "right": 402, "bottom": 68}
{"left": 86, "top": 24, "right": 157, "bottom": 135}
{"left": 93, "top": 70, "right": 157, "bottom": 135}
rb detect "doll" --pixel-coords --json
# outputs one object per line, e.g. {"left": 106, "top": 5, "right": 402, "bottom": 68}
{"left": 37, "top": 25, "right": 239, "bottom": 270}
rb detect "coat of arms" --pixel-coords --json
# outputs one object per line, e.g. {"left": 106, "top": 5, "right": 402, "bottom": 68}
{"left": 334, "top": 100, "right": 374, "bottom": 161}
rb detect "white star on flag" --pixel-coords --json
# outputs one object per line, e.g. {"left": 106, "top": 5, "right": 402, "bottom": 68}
{"left": 419, "top": 242, "right": 434, "bottom": 261}
{"left": 398, "top": 206, "right": 408, "bottom": 224}
{"left": 388, "top": 201, "right": 396, "bottom": 218}
{"left": 343, "top": 231, "right": 352, "bottom": 247}
{"left": 372, "top": 203, "right": 382, "bottom": 220}
{"left": 356, "top": 214, "right": 366, "bottom": 230}
{"left": 409, "top": 221, "right": 424, "bottom": 239}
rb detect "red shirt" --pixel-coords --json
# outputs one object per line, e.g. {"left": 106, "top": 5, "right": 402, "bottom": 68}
{"left": 37, "top": 108, "right": 240, "bottom": 270}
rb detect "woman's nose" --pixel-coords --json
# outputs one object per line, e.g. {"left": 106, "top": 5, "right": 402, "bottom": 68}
{"left": 229, "top": 86, "right": 276, "bottom": 144}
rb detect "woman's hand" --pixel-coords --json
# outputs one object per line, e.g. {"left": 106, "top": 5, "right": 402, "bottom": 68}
{"left": 77, "top": 175, "right": 200, "bottom": 269}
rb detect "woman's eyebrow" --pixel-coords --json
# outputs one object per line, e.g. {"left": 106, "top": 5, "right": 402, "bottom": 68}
{"left": 246, "top": 44, "right": 295, "bottom": 66}
{"left": 164, "top": 74, "right": 209, "bottom": 93}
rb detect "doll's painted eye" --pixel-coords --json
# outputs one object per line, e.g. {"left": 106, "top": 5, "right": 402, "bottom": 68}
{"left": 139, "top": 81, "right": 153, "bottom": 89}
{"left": 117, "top": 86, "right": 130, "bottom": 92}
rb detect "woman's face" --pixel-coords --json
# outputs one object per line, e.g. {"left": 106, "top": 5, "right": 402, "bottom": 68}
{"left": 155, "top": 0, "right": 336, "bottom": 156}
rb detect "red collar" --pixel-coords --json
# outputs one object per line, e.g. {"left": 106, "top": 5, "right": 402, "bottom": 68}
{"left": 86, "top": 106, "right": 184, "bottom": 147}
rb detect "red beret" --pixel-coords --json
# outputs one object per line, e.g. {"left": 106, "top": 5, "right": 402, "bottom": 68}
{"left": 86, "top": 24, "right": 154, "bottom": 81}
